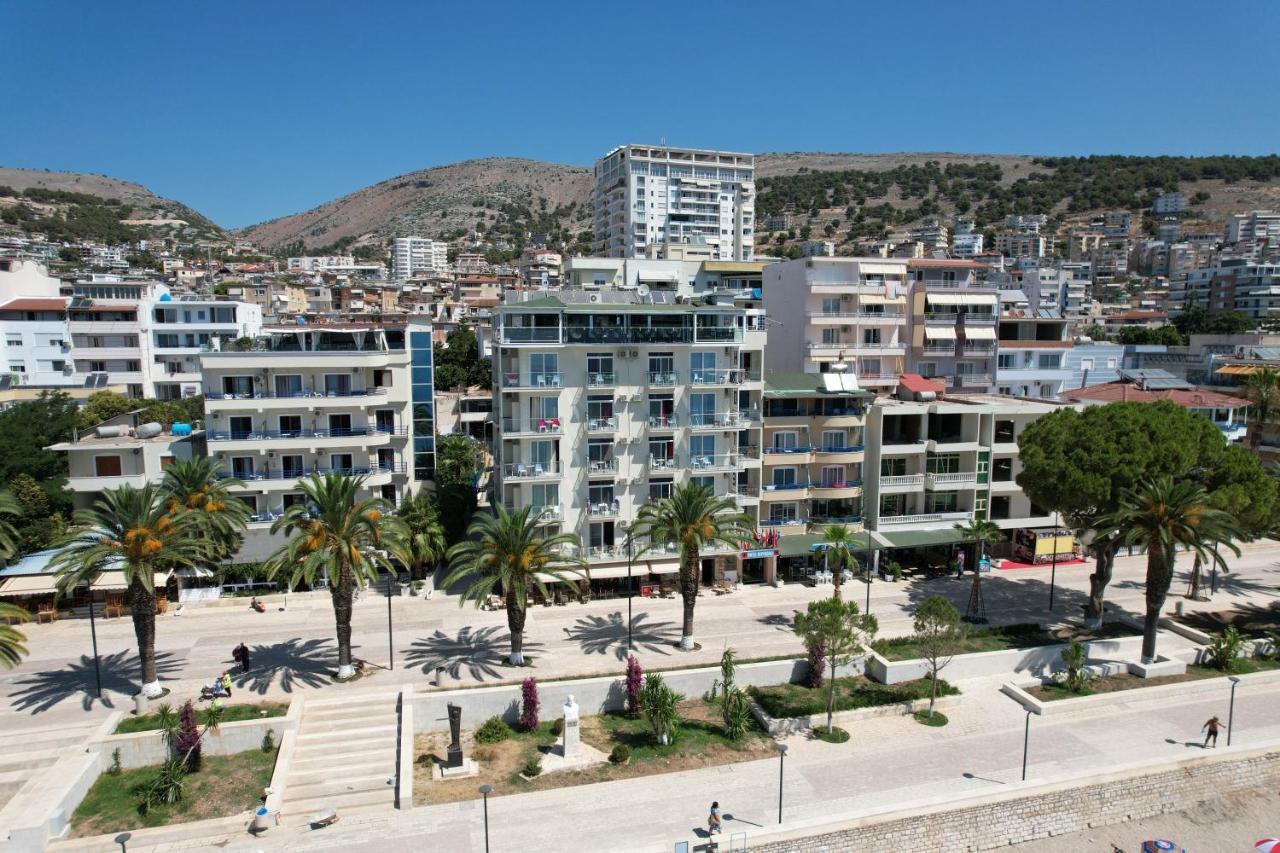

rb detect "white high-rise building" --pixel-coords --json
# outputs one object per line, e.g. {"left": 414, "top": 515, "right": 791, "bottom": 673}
{"left": 392, "top": 237, "right": 448, "bottom": 281}
{"left": 592, "top": 144, "right": 755, "bottom": 261}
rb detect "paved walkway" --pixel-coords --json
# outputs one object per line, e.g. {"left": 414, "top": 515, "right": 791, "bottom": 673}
{"left": 3, "top": 541, "right": 1277, "bottom": 739}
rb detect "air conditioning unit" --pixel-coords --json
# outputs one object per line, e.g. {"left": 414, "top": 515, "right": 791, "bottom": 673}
{"left": 630, "top": 393, "right": 642, "bottom": 402}
{"left": 630, "top": 350, "right": 639, "bottom": 358}
{"left": 842, "top": 326, "right": 852, "bottom": 333}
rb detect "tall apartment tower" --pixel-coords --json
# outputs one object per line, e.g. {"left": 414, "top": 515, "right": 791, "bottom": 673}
{"left": 592, "top": 144, "right": 755, "bottom": 261}
{"left": 392, "top": 237, "right": 448, "bottom": 281}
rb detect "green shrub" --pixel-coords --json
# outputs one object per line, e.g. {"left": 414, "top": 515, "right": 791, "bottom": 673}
{"left": 550, "top": 718, "right": 564, "bottom": 737}
{"left": 609, "top": 745, "right": 630, "bottom": 764}
{"left": 520, "top": 756, "right": 542, "bottom": 777}
{"left": 1056, "top": 641, "right": 1093, "bottom": 694}
{"left": 722, "top": 689, "right": 752, "bottom": 741}
{"left": 749, "top": 676, "right": 959, "bottom": 719}
{"left": 1205, "top": 627, "right": 1246, "bottom": 673}
{"left": 108, "top": 748, "right": 122, "bottom": 776}
{"left": 475, "top": 716, "right": 513, "bottom": 744}
{"left": 261, "top": 730, "right": 275, "bottom": 753}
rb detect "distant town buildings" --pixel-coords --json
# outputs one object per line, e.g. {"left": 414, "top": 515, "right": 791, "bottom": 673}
{"left": 391, "top": 236, "right": 448, "bottom": 280}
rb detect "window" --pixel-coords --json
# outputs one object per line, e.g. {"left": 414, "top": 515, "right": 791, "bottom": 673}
{"left": 588, "top": 484, "right": 615, "bottom": 507}
{"left": 772, "top": 467, "right": 798, "bottom": 487}
{"left": 918, "top": 362, "right": 936, "bottom": 378}
{"left": 529, "top": 352, "right": 559, "bottom": 380}
{"left": 330, "top": 453, "right": 353, "bottom": 473}
{"left": 530, "top": 484, "right": 559, "bottom": 509}
{"left": 689, "top": 392, "right": 715, "bottom": 425}
{"left": 648, "top": 352, "right": 674, "bottom": 379}
{"left": 587, "top": 440, "right": 613, "bottom": 470}
{"left": 997, "top": 353, "right": 1018, "bottom": 370}
{"left": 690, "top": 351, "right": 716, "bottom": 383}
{"left": 689, "top": 434, "right": 714, "bottom": 466}
{"left": 228, "top": 416, "right": 253, "bottom": 439}
{"left": 6, "top": 333, "right": 22, "bottom": 346}
{"left": 586, "top": 353, "right": 614, "bottom": 383}
{"left": 323, "top": 374, "right": 351, "bottom": 395}
{"left": 281, "top": 455, "right": 305, "bottom": 478}
{"left": 862, "top": 328, "right": 882, "bottom": 345}
{"left": 820, "top": 430, "right": 847, "bottom": 451}
{"left": 772, "top": 431, "right": 798, "bottom": 451}
{"left": 282, "top": 493, "right": 306, "bottom": 509}
{"left": 769, "top": 503, "right": 798, "bottom": 523}
{"left": 821, "top": 328, "right": 839, "bottom": 344}
{"left": 1037, "top": 354, "right": 1062, "bottom": 369}
{"left": 1079, "top": 358, "right": 1094, "bottom": 371}
{"left": 926, "top": 453, "right": 960, "bottom": 474}
{"left": 222, "top": 376, "right": 253, "bottom": 398}
{"left": 586, "top": 394, "right": 614, "bottom": 425}
{"left": 928, "top": 492, "right": 958, "bottom": 512}
{"left": 821, "top": 297, "right": 840, "bottom": 316}
{"left": 690, "top": 475, "right": 714, "bottom": 492}
{"left": 532, "top": 395, "right": 558, "bottom": 421}
{"left": 230, "top": 457, "right": 255, "bottom": 478}
{"left": 649, "top": 479, "right": 674, "bottom": 500}
{"left": 94, "top": 455, "right": 122, "bottom": 477}
{"left": 327, "top": 413, "right": 352, "bottom": 435}
{"left": 275, "top": 374, "right": 303, "bottom": 397}
{"left": 820, "top": 465, "right": 845, "bottom": 487}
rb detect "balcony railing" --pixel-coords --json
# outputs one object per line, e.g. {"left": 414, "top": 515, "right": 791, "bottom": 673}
{"left": 502, "top": 372, "right": 563, "bottom": 389}
{"left": 500, "top": 327, "right": 561, "bottom": 344}
{"left": 816, "top": 444, "right": 865, "bottom": 455}
{"left": 814, "top": 480, "right": 862, "bottom": 490}
{"left": 764, "top": 446, "right": 813, "bottom": 455}
{"left": 647, "top": 456, "right": 678, "bottom": 470}
{"left": 924, "top": 313, "right": 960, "bottom": 323}
{"left": 688, "top": 453, "right": 744, "bottom": 471}
{"left": 879, "top": 474, "right": 924, "bottom": 488}
{"left": 761, "top": 516, "right": 807, "bottom": 527}
{"left": 586, "top": 416, "right": 619, "bottom": 431}
{"left": 920, "top": 345, "right": 954, "bottom": 355}
{"left": 502, "top": 418, "right": 563, "bottom": 434}
{"left": 503, "top": 461, "right": 561, "bottom": 479}
{"left": 587, "top": 372, "right": 617, "bottom": 387}
{"left": 220, "top": 462, "right": 406, "bottom": 481}
{"left": 926, "top": 471, "right": 978, "bottom": 486}
{"left": 690, "top": 412, "right": 751, "bottom": 428}
{"left": 648, "top": 371, "right": 678, "bottom": 386}
{"left": 958, "top": 374, "right": 993, "bottom": 387}
{"left": 690, "top": 369, "right": 745, "bottom": 385}
{"left": 206, "top": 388, "right": 388, "bottom": 401}
{"left": 587, "top": 502, "right": 621, "bottom": 518}
{"left": 587, "top": 458, "right": 618, "bottom": 474}
{"left": 208, "top": 426, "right": 407, "bottom": 441}
{"left": 877, "top": 511, "right": 971, "bottom": 526}
{"left": 809, "top": 514, "right": 863, "bottom": 525}
{"left": 763, "top": 481, "right": 811, "bottom": 492}
{"left": 648, "top": 415, "right": 679, "bottom": 429}
{"left": 962, "top": 313, "right": 998, "bottom": 324}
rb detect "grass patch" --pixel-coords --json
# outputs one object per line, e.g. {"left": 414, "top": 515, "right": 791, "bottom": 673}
{"left": 1028, "top": 658, "right": 1280, "bottom": 702}
{"left": 814, "top": 725, "right": 850, "bottom": 743}
{"left": 748, "top": 675, "right": 958, "bottom": 719}
{"left": 113, "top": 702, "right": 288, "bottom": 735}
{"left": 71, "top": 748, "right": 277, "bottom": 837}
{"left": 872, "top": 621, "right": 1138, "bottom": 661}
{"left": 415, "top": 700, "right": 773, "bottom": 805}
{"left": 913, "top": 710, "right": 949, "bottom": 727}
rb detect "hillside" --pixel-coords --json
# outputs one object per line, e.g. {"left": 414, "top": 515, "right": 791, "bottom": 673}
{"left": 238, "top": 158, "right": 593, "bottom": 253}
{"left": 237, "top": 153, "right": 1280, "bottom": 255}
{"left": 0, "top": 166, "right": 227, "bottom": 243}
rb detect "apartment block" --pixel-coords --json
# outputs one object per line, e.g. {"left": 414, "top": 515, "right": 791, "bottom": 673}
{"left": 592, "top": 144, "right": 755, "bottom": 261}
{"left": 763, "top": 257, "right": 909, "bottom": 388}
{"left": 995, "top": 233, "right": 1049, "bottom": 259}
{"left": 907, "top": 259, "right": 998, "bottom": 393}
{"left": 150, "top": 297, "right": 262, "bottom": 400}
{"left": 492, "top": 274, "right": 767, "bottom": 588}
{"left": 392, "top": 237, "right": 449, "bottom": 281}
{"left": 1170, "top": 260, "right": 1280, "bottom": 321}
{"left": 995, "top": 289, "right": 1073, "bottom": 398}
{"left": 199, "top": 319, "right": 432, "bottom": 560}
{"left": 518, "top": 247, "right": 562, "bottom": 289}
{"left": 1, "top": 259, "right": 75, "bottom": 386}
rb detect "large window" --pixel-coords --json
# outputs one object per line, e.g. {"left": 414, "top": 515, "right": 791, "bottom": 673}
{"left": 689, "top": 435, "right": 714, "bottom": 466}
{"left": 94, "top": 455, "right": 122, "bottom": 477}
{"left": 649, "top": 479, "right": 674, "bottom": 500}
{"left": 274, "top": 374, "right": 303, "bottom": 397}
{"left": 690, "top": 351, "right": 716, "bottom": 383}
{"left": 689, "top": 392, "right": 715, "bottom": 425}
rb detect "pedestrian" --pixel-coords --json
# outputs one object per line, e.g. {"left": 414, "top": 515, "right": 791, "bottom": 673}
{"left": 707, "top": 801, "right": 722, "bottom": 836}
{"left": 1202, "top": 715, "right": 1220, "bottom": 748}
{"left": 955, "top": 550, "right": 966, "bottom": 578}
{"left": 221, "top": 670, "right": 233, "bottom": 698}
{"left": 233, "top": 642, "right": 251, "bottom": 673}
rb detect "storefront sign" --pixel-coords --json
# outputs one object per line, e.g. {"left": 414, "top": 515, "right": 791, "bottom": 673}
{"left": 742, "top": 548, "right": 778, "bottom": 559}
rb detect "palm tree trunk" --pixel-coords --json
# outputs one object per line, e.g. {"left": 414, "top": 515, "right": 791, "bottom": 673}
{"left": 1085, "top": 540, "right": 1117, "bottom": 629}
{"left": 1187, "top": 554, "right": 1203, "bottom": 600}
{"left": 128, "top": 579, "right": 162, "bottom": 697}
{"left": 832, "top": 555, "right": 842, "bottom": 601}
{"left": 928, "top": 666, "right": 938, "bottom": 718}
{"left": 679, "top": 545, "right": 699, "bottom": 650}
{"left": 1141, "top": 547, "right": 1174, "bottom": 664}
{"left": 333, "top": 564, "right": 355, "bottom": 679}
{"left": 506, "top": 589, "right": 526, "bottom": 666}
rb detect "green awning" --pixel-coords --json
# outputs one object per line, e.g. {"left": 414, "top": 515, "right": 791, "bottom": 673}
{"left": 881, "top": 529, "right": 966, "bottom": 549}
{"left": 777, "top": 532, "right": 886, "bottom": 558}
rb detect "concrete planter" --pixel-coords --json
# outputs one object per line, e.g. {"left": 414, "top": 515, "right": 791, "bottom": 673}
{"left": 94, "top": 698, "right": 302, "bottom": 770}
{"left": 748, "top": 693, "right": 961, "bottom": 737}
{"left": 1002, "top": 664, "right": 1280, "bottom": 717}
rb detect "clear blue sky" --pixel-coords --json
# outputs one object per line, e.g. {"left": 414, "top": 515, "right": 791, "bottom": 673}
{"left": 4, "top": 0, "right": 1277, "bottom": 229}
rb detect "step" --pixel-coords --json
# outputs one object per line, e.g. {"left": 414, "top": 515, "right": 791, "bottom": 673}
{"left": 0, "top": 748, "right": 64, "bottom": 773}
{"left": 297, "top": 722, "right": 397, "bottom": 743}
{"left": 303, "top": 703, "right": 398, "bottom": 723}
{"left": 290, "top": 746, "right": 396, "bottom": 771}
{"left": 284, "top": 773, "right": 393, "bottom": 802}
{"left": 298, "top": 715, "right": 398, "bottom": 735}
{"left": 287, "top": 764, "right": 392, "bottom": 788}
{"left": 282, "top": 786, "right": 392, "bottom": 815}
{"left": 304, "top": 692, "right": 401, "bottom": 710}
{"left": 0, "top": 729, "right": 92, "bottom": 752}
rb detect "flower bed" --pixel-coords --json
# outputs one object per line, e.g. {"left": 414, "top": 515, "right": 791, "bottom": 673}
{"left": 872, "top": 622, "right": 1136, "bottom": 661}
{"left": 114, "top": 702, "right": 288, "bottom": 735}
{"left": 745, "top": 676, "right": 960, "bottom": 735}
{"left": 1028, "top": 659, "right": 1280, "bottom": 703}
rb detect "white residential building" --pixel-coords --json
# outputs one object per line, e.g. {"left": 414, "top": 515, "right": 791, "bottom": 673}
{"left": 492, "top": 270, "right": 767, "bottom": 588}
{"left": 0, "top": 258, "right": 76, "bottom": 387}
{"left": 149, "top": 296, "right": 262, "bottom": 400}
{"left": 1224, "top": 210, "right": 1280, "bottom": 244}
{"left": 392, "top": 237, "right": 448, "bottom": 280}
{"left": 199, "top": 319, "right": 433, "bottom": 561}
{"left": 995, "top": 233, "right": 1048, "bottom": 259}
{"left": 952, "top": 233, "right": 984, "bottom": 257}
{"left": 518, "top": 247, "right": 562, "bottom": 289}
{"left": 287, "top": 256, "right": 356, "bottom": 273}
{"left": 592, "top": 144, "right": 755, "bottom": 261}
{"left": 1152, "top": 193, "right": 1186, "bottom": 215}
{"left": 762, "top": 257, "right": 910, "bottom": 388}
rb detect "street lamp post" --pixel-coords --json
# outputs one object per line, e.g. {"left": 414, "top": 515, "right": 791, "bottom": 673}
{"left": 1048, "top": 511, "right": 1060, "bottom": 612}
{"left": 623, "top": 528, "right": 634, "bottom": 651}
{"left": 479, "top": 784, "right": 492, "bottom": 852}
{"left": 1021, "top": 710, "right": 1031, "bottom": 781}
{"left": 864, "top": 533, "right": 873, "bottom": 615}
{"left": 386, "top": 569, "right": 394, "bottom": 671}
{"left": 85, "top": 582, "right": 103, "bottom": 699}
{"left": 1228, "top": 676, "right": 1241, "bottom": 745}
{"left": 776, "top": 742, "right": 787, "bottom": 824}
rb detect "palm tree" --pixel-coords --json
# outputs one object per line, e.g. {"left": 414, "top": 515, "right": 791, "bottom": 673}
{"left": 1245, "top": 367, "right": 1280, "bottom": 448}
{"left": 0, "top": 603, "right": 30, "bottom": 669}
{"left": 0, "top": 488, "right": 22, "bottom": 563}
{"left": 394, "top": 489, "right": 447, "bottom": 582}
{"left": 1102, "top": 477, "right": 1243, "bottom": 663}
{"left": 442, "top": 504, "right": 585, "bottom": 665}
{"left": 952, "top": 516, "right": 1003, "bottom": 573}
{"left": 817, "top": 523, "right": 857, "bottom": 600}
{"left": 51, "top": 484, "right": 209, "bottom": 697}
{"left": 629, "top": 483, "right": 750, "bottom": 651}
{"left": 159, "top": 457, "right": 249, "bottom": 563}
{"left": 265, "top": 473, "right": 402, "bottom": 679}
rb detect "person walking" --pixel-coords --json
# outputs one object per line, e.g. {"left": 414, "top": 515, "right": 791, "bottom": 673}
{"left": 707, "top": 801, "right": 722, "bottom": 836}
{"left": 233, "top": 642, "right": 251, "bottom": 673}
{"left": 1201, "top": 715, "right": 1220, "bottom": 748}
{"left": 221, "top": 670, "right": 233, "bottom": 698}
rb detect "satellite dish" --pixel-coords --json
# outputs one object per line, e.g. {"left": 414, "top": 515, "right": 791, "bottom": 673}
{"left": 636, "top": 284, "right": 650, "bottom": 297}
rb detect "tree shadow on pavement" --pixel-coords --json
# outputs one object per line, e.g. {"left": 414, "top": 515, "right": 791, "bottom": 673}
{"left": 10, "top": 649, "right": 185, "bottom": 714}
{"left": 404, "top": 626, "right": 546, "bottom": 683}
{"left": 231, "top": 637, "right": 337, "bottom": 695}
{"left": 898, "top": 572, "right": 1143, "bottom": 627}
{"left": 564, "top": 612, "right": 676, "bottom": 660}
{"left": 757, "top": 613, "right": 793, "bottom": 628}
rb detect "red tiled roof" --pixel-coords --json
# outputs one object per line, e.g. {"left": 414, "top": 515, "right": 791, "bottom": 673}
{"left": 1, "top": 297, "right": 68, "bottom": 311}
{"left": 1061, "top": 381, "right": 1243, "bottom": 409}
{"left": 898, "top": 373, "right": 946, "bottom": 394}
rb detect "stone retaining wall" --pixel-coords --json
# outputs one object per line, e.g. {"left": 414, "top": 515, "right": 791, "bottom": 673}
{"left": 750, "top": 747, "right": 1280, "bottom": 852}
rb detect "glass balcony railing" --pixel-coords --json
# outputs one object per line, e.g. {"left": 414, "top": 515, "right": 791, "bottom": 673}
{"left": 206, "top": 388, "right": 388, "bottom": 401}
{"left": 501, "top": 372, "right": 563, "bottom": 389}
{"left": 502, "top": 418, "right": 563, "bottom": 434}
{"left": 208, "top": 426, "right": 406, "bottom": 441}
{"left": 648, "top": 371, "right": 678, "bottom": 386}
{"left": 647, "top": 414, "right": 679, "bottom": 429}
{"left": 503, "top": 462, "right": 561, "bottom": 478}
{"left": 587, "top": 458, "right": 618, "bottom": 474}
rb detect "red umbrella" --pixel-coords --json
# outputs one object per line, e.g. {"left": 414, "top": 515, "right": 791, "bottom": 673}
{"left": 1255, "top": 840, "right": 1280, "bottom": 853}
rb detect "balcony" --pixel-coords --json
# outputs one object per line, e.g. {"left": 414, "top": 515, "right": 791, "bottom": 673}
{"left": 205, "top": 388, "right": 390, "bottom": 407}
{"left": 924, "top": 313, "right": 960, "bottom": 324}
{"left": 648, "top": 371, "right": 678, "bottom": 387}
{"left": 810, "top": 480, "right": 862, "bottom": 499}
{"left": 806, "top": 342, "right": 906, "bottom": 357}
{"left": 763, "top": 446, "right": 814, "bottom": 464}
{"left": 811, "top": 280, "right": 897, "bottom": 294}
{"left": 808, "top": 312, "right": 906, "bottom": 325}
{"left": 962, "top": 313, "right": 998, "bottom": 325}
{"left": 501, "top": 418, "right": 563, "bottom": 436}
{"left": 809, "top": 514, "right": 862, "bottom": 526}
{"left": 880, "top": 440, "right": 927, "bottom": 455}
{"left": 957, "top": 374, "right": 993, "bottom": 387}
{"left": 688, "top": 453, "right": 745, "bottom": 472}
{"left": 689, "top": 412, "right": 750, "bottom": 430}
{"left": 647, "top": 415, "right": 680, "bottom": 430}
{"left": 690, "top": 369, "right": 746, "bottom": 386}
{"left": 585, "top": 416, "right": 619, "bottom": 432}
{"left": 587, "top": 458, "right": 619, "bottom": 475}
{"left": 814, "top": 445, "right": 864, "bottom": 463}
{"left": 925, "top": 471, "right": 979, "bottom": 490}
{"left": 920, "top": 345, "right": 954, "bottom": 355}
{"left": 207, "top": 426, "right": 404, "bottom": 443}
{"left": 876, "top": 510, "right": 972, "bottom": 528}
{"left": 647, "top": 456, "right": 679, "bottom": 471}
{"left": 857, "top": 373, "right": 900, "bottom": 386}
{"left": 760, "top": 516, "right": 807, "bottom": 528}
{"left": 878, "top": 474, "right": 924, "bottom": 491}
{"left": 693, "top": 326, "right": 742, "bottom": 344}
{"left": 502, "top": 372, "right": 563, "bottom": 390}
{"left": 503, "top": 461, "right": 561, "bottom": 480}
{"left": 503, "top": 503, "right": 562, "bottom": 525}
{"left": 762, "top": 481, "right": 810, "bottom": 498}
{"left": 587, "top": 502, "right": 621, "bottom": 518}
{"left": 587, "top": 372, "right": 617, "bottom": 388}
{"left": 67, "top": 473, "right": 148, "bottom": 492}
{"left": 961, "top": 345, "right": 995, "bottom": 355}
{"left": 499, "top": 327, "right": 561, "bottom": 345}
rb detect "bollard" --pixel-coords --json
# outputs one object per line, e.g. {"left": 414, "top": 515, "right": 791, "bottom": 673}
{"left": 133, "top": 692, "right": 147, "bottom": 716}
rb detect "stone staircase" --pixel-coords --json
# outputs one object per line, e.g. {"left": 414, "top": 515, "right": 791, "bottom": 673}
{"left": 280, "top": 692, "right": 401, "bottom": 820}
{"left": 0, "top": 721, "right": 99, "bottom": 813}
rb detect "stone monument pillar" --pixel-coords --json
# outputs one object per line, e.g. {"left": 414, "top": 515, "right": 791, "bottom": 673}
{"left": 562, "top": 695, "right": 580, "bottom": 758}
{"left": 446, "top": 702, "right": 463, "bottom": 768}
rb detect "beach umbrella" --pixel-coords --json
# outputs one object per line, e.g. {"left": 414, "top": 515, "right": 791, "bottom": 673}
{"left": 1255, "top": 840, "right": 1280, "bottom": 853}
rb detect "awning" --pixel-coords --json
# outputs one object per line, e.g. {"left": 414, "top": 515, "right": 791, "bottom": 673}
{"left": 533, "top": 570, "right": 590, "bottom": 584}
{"left": 859, "top": 294, "right": 905, "bottom": 306}
{"left": 647, "top": 561, "right": 681, "bottom": 575}
{"left": 924, "top": 326, "right": 957, "bottom": 340}
{"left": 964, "top": 326, "right": 997, "bottom": 340}
{"left": 636, "top": 269, "right": 678, "bottom": 282}
{"left": 882, "top": 529, "right": 967, "bottom": 549}
{"left": 1215, "top": 365, "right": 1260, "bottom": 375}
{"left": 926, "top": 293, "right": 996, "bottom": 306}
{"left": 92, "top": 570, "right": 172, "bottom": 591}
{"left": 177, "top": 567, "right": 215, "bottom": 579}
{"left": 0, "top": 574, "right": 59, "bottom": 597}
